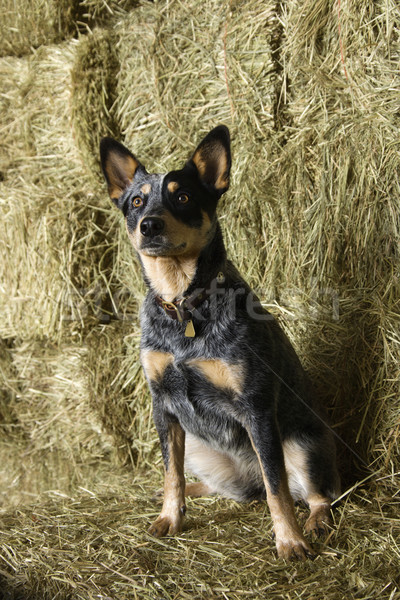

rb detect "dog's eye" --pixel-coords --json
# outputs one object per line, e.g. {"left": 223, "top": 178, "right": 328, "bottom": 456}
{"left": 132, "top": 197, "right": 143, "bottom": 208}
{"left": 178, "top": 193, "right": 189, "bottom": 204}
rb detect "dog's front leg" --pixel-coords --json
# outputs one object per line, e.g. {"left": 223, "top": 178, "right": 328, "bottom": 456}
{"left": 148, "top": 416, "right": 186, "bottom": 537}
{"left": 248, "top": 416, "right": 315, "bottom": 560}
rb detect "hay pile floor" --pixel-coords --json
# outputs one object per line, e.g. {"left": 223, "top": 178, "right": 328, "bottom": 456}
{"left": 1, "top": 474, "right": 400, "bottom": 600}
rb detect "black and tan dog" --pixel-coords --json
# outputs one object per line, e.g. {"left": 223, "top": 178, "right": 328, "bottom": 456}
{"left": 100, "top": 126, "right": 340, "bottom": 560}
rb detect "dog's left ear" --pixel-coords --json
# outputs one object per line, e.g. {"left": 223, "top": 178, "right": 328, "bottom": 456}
{"left": 190, "top": 125, "right": 231, "bottom": 195}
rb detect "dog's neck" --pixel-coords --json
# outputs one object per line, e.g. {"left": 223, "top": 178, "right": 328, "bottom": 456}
{"left": 140, "top": 223, "right": 227, "bottom": 303}
{"left": 140, "top": 254, "right": 198, "bottom": 303}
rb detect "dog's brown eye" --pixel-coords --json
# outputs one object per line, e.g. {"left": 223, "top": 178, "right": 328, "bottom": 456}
{"left": 178, "top": 193, "right": 189, "bottom": 204}
{"left": 132, "top": 197, "right": 143, "bottom": 208}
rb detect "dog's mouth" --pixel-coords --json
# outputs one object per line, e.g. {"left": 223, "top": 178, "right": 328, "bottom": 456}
{"left": 140, "top": 238, "right": 187, "bottom": 257}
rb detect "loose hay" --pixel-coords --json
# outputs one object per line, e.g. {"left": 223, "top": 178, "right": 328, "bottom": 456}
{"left": 0, "top": 481, "right": 399, "bottom": 599}
{"left": 0, "top": 0, "right": 400, "bottom": 597}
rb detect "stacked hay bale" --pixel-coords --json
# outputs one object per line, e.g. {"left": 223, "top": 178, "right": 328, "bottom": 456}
{"left": 0, "top": 0, "right": 399, "bottom": 597}
{"left": 0, "top": 23, "right": 137, "bottom": 505}
{"left": 275, "top": 0, "right": 400, "bottom": 474}
{"left": 0, "top": 0, "right": 83, "bottom": 56}
{"left": 0, "top": 0, "right": 137, "bottom": 56}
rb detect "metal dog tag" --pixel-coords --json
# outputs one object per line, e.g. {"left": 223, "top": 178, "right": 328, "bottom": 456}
{"left": 184, "top": 320, "right": 195, "bottom": 337}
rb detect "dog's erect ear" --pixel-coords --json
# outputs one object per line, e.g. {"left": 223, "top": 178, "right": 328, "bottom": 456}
{"left": 190, "top": 125, "right": 231, "bottom": 194}
{"left": 100, "top": 137, "right": 142, "bottom": 204}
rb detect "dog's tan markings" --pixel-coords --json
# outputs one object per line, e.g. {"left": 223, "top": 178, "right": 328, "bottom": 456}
{"left": 304, "top": 493, "right": 332, "bottom": 537}
{"left": 140, "top": 255, "right": 198, "bottom": 303}
{"left": 141, "top": 349, "right": 174, "bottom": 382}
{"left": 187, "top": 358, "right": 244, "bottom": 395}
{"left": 248, "top": 435, "right": 315, "bottom": 560}
{"left": 140, "top": 183, "right": 151, "bottom": 195}
{"left": 184, "top": 481, "right": 212, "bottom": 497}
{"left": 162, "top": 211, "right": 212, "bottom": 256}
{"left": 184, "top": 433, "right": 241, "bottom": 499}
{"left": 153, "top": 481, "right": 212, "bottom": 501}
{"left": 282, "top": 438, "right": 333, "bottom": 537}
{"left": 167, "top": 181, "right": 179, "bottom": 193}
{"left": 126, "top": 221, "right": 141, "bottom": 251}
{"left": 283, "top": 438, "right": 312, "bottom": 500}
{"left": 148, "top": 422, "right": 186, "bottom": 537}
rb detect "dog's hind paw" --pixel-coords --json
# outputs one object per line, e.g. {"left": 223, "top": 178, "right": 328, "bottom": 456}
{"left": 304, "top": 504, "right": 332, "bottom": 539}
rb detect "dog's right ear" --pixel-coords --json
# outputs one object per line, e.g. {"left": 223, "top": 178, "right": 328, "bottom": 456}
{"left": 100, "top": 137, "right": 142, "bottom": 204}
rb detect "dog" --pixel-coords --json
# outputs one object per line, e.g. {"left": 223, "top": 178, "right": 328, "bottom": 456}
{"left": 100, "top": 126, "right": 340, "bottom": 560}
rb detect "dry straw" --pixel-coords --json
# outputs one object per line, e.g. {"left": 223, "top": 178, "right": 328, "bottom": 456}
{"left": 0, "top": 0, "right": 400, "bottom": 597}
{"left": 0, "top": 0, "right": 137, "bottom": 57}
{"left": 0, "top": 0, "right": 82, "bottom": 57}
{"left": 0, "top": 482, "right": 399, "bottom": 599}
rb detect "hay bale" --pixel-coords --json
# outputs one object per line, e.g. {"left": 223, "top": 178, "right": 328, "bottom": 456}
{"left": 271, "top": 0, "right": 400, "bottom": 477}
{"left": 0, "top": 0, "right": 137, "bottom": 57}
{"left": 0, "top": 44, "right": 123, "bottom": 341}
{"left": 84, "top": 321, "right": 157, "bottom": 468}
{"left": 0, "top": 0, "right": 83, "bottom": 57}
{"left": 0, "top": 45, "right": 79, "bottom": 340}
{"left": 0, "top": 41, "right": 142, "bottom": 501}
{"left": 0, "top": 57, "right": 30, "bottom": 174}
{"left": 0, "top": 338, "right": 120, "bottom": 510}
{"left": 0, "top": 38, "right": 146, "bottom": 499}
{"left": 80, "top": 0, "right": 139, "bottom": 25}
{"left": 114, "top": 0, "right": 277, "bottom": 162}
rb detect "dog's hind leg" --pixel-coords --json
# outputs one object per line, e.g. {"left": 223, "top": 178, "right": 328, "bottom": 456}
{"left": 185, "top": 482, "right": 213, "bottom": 497}
{"left": 247, "top": 420, "right": 315, "bottom": 560}
{"left": 283, "top": 438, "right": 339, "bottom": 538}
{"left": 153, "top": 480, "right": 212, "bottom": 502}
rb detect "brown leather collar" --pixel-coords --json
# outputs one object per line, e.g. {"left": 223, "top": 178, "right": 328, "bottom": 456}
{"left": 154, "top": 271, "right": 225, "bottom": 323}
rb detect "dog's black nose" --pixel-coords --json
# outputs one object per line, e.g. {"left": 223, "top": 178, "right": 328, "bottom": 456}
{"left": 140, "top": 217, "right": 165, "bottom": 237}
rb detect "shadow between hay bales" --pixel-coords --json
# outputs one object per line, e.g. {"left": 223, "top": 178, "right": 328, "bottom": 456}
{"left": 71, "top": 29, "right": 122, "bottom": 179}
{"left": 0, "top": 579, "right": 41, "bottom": 600}
{"left": 303, "top": 301, "right": 385, "bottom": 487}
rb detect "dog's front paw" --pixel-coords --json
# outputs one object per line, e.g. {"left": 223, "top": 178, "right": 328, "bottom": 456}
{"left": 276, "top": 534, "right": 316, "bottom": 561}
{"left": 148, "top": 512, "right": 184, "bottom": 537}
